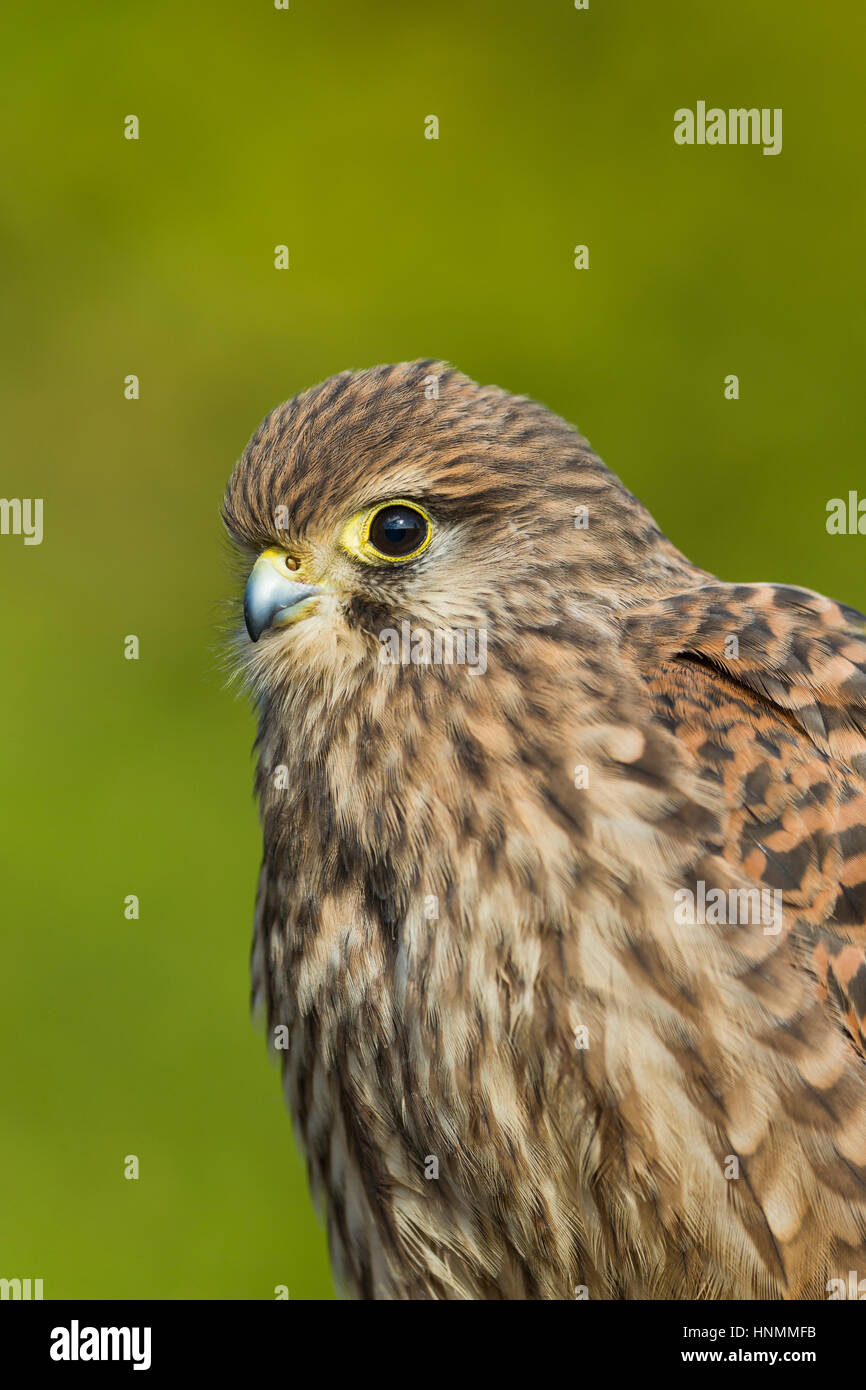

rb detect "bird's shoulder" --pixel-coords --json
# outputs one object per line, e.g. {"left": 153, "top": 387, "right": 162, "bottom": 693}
{"left": 620, "top": 580, "right": 866, "bottom": 1050}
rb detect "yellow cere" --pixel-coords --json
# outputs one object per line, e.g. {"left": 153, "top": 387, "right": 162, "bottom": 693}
{"left": 339, "top": 499, "right": 433, "bottom": 565}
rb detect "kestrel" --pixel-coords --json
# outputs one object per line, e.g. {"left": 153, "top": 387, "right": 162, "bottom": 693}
{"left": 224, "top": 360, "right": 866, "bottom": 1299}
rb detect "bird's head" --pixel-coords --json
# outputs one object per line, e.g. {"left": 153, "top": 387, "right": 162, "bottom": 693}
{"left": 223, "top": 360, "right": 693, "bottom": 699}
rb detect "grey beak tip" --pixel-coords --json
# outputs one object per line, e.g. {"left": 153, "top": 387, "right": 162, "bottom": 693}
{"left": 243, "top": 598, "right": 262, "bottom": 643}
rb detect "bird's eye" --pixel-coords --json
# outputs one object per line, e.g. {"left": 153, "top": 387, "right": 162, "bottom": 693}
{"left": 369, "top": 504, "right": 429, "bottom": 558}
{"left": 341, "top": 499, "right": 433, "bottom": 565}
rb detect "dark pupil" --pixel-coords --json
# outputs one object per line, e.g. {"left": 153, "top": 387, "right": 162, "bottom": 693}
{"left": 369, "top": 505, "right": 426, "bottom": 556}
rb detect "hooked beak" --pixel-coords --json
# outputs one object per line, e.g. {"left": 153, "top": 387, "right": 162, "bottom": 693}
{"left": 243, "top": 548, "right": 324, "bottom": 642}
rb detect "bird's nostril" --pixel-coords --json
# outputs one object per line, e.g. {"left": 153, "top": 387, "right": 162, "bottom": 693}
{"left": 285, "top": 556, "right": 300, "bottom": 572}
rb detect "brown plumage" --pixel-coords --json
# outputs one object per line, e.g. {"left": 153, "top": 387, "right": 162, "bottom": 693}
{"left": 223, "top": 359, "right": 866, "bottom": 1299}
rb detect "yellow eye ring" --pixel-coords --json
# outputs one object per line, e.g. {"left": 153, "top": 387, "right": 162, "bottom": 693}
{"left": 340, "top": 499, "right": 433, "bottom": 565}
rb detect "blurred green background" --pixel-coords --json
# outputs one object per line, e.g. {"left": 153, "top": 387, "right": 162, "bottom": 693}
{"left": 1, "top": 0, "right": 864, "bottom": 1299}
